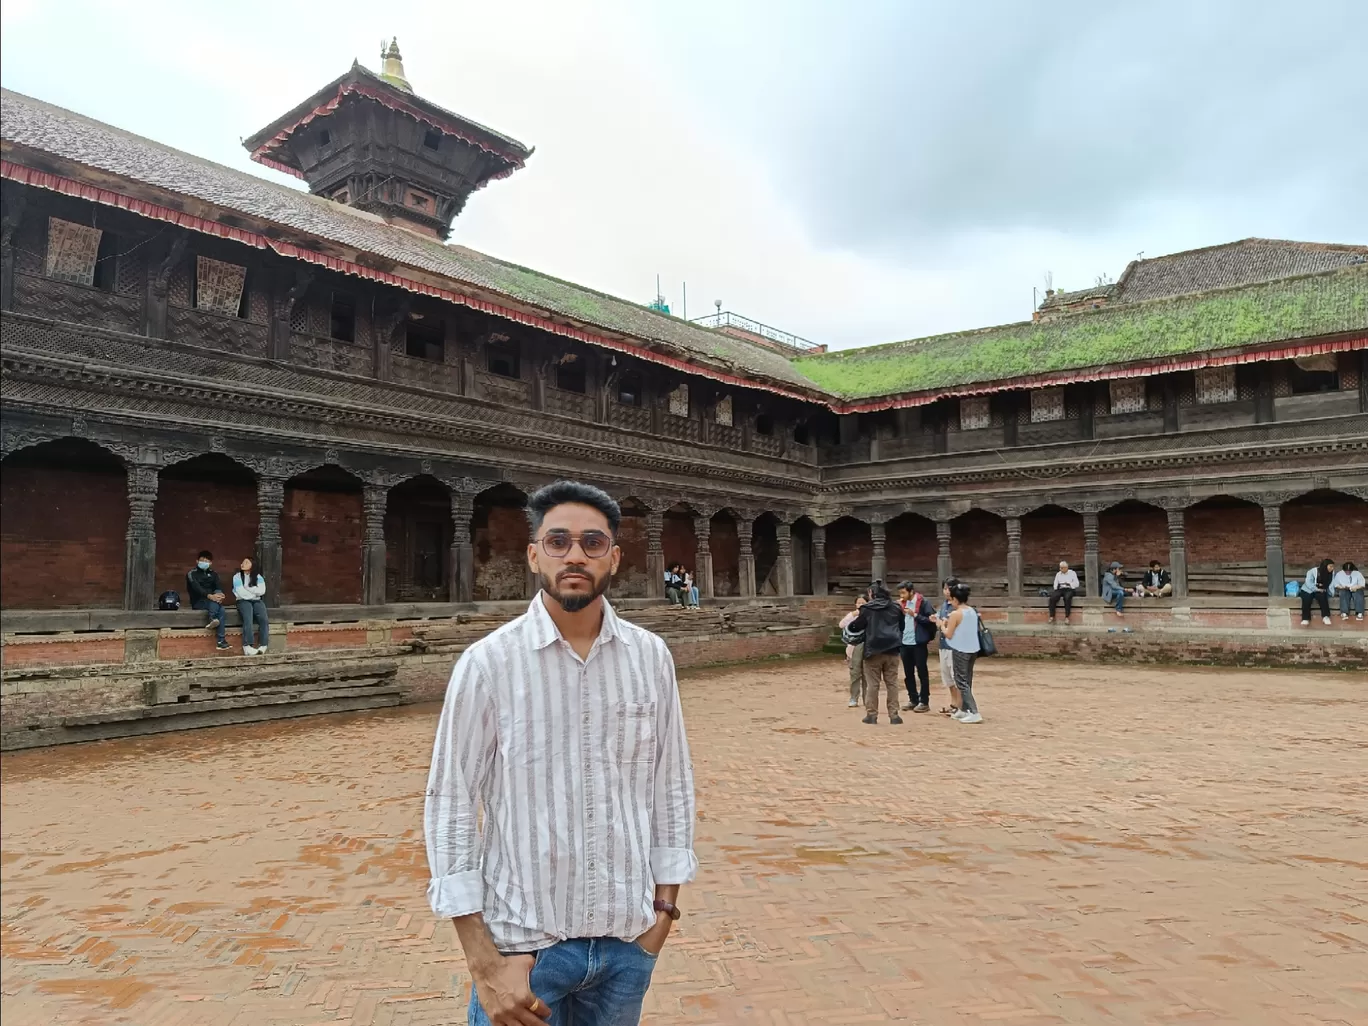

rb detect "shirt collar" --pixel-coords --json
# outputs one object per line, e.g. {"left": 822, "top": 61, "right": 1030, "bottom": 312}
{"left": 526, "top": 592, "right": 622, "bottom": 650}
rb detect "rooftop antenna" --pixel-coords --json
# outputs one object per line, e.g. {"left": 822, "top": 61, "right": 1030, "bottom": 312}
{"left": 682, "top": 281, "right": 687, "bottom": 322}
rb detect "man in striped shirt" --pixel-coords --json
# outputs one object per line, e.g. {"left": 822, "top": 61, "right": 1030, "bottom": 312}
{"left": 425, "top": 480, "right": 697, "bottom": 1025}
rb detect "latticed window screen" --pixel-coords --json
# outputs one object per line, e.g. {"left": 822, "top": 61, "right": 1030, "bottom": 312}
{"left": 1030, "top": 387, "right": 1065, "bottom": 423}
{"left": 1109, "top": 377, "right": 1147, "bottom": 414}
{"left": 714, "top": 395, "right": 733, "bottom": 426}
{"left": 668, "top": 384, "right": 689, "bottom": 417}
{"left": 195, "top": 256, "right": 247, "bottom": 317}
{"left": 45, "top": 218, "right": 102, "bottom": 285}
{"left": 959, "top": 396, "right": 990, "bottom": 430}
{"left": 1195, "top": 366, "right": 1236, "bottom": 405}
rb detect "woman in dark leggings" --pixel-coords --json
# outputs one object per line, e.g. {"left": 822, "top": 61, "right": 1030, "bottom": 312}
{"left": 1299, "top": 558, "right": 1334, "bottom": 626}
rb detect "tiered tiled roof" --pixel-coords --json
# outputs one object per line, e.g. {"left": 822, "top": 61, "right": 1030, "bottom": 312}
{"left": 1114, "top": 238, "right": 1368, "bottom": 303}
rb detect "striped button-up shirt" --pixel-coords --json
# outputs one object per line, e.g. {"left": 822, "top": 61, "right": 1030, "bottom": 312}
{"left": 424, "top": 595, "right": 697, "bottom": 952}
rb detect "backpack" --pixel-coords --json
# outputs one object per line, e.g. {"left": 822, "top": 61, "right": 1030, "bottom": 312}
{"left": 841, "top": 622, "right": 865, "bottom": 646}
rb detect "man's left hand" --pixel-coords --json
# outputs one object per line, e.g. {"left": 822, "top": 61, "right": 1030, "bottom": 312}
{"left": 635, "top": 913, "right": 672, "bottom": 955}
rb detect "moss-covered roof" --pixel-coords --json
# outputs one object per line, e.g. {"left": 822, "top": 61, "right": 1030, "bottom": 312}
{"left": 793, "top": 266, "right": 1368, "bottom": 400}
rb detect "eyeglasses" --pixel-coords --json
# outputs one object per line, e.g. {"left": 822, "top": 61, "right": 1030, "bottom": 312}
{"left": 537, "top": 529, "right": 613, "bottom": 559}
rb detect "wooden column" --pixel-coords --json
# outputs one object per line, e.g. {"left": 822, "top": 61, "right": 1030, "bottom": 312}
{"left": 1083, "top": 509, "right": 1101, "bottom": 598}
{"left": 775, "top": 520, "right": 794, "bottom": 598}
{"left": 811, "top": 524, "right": 829, "bottom": 597}
{"left": 1166, "top": 506, "right": 1188, "bottom": 599}
{"left": 0, "top": 183, "right": 26, "bottom": 312}
{"left": 935, "top": 518, "right": 953, "bottom": 584}
{"left": 738, "top": 516, "right": 757, "bottom": 599}
{"left": 144, "top": 234, "right": 186, "bottom": 339}
{"left": 1005, "top": 515, "right": 1023, "bottom": 598}
{"left": 1263, "top": 501, "right": 1285, "bottom": 598}
{"left": 450, "top": 491, "right": 475, "bottom": 604}
{"left": 362, "top": 483, "right": 388, "bottom": 606}
{"left": 694, "top": 514, "right": 714, "bottom": 600}
{"left": 870, "top": 521, "right": 887, "bottom": 585}
{"left": 256, "top": 476, "right": 285, "bottom": 601}
{"left": 646, "top": 511, "right": 665, "bottom": 599}
{"left": 124, "top": 460, "right": 159, "bottom": 610}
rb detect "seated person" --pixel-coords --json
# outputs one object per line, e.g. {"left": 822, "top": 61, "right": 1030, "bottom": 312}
{"left": 1101, "top": 561, "right": 1127, "bottom": 617}
{"left": 1048, "top": 560, "right": 1079, "bottom": 624}
{"left": 232, "top": 556, "right": 270, "bottom": 655}
{"left": 1332, "top": 560, "right": 1364, "bottom": 621}
{"left": 186, "top": 550, "right": 230, "bottom": 650}
{"left": 1141, "top": 560, "right": 1173, "bottom": 597}
{"left": 683, "top": 568, "right": 701, "bottom": 608}
{"left": 665, "top": 563, "right": 685, "bottom": 605}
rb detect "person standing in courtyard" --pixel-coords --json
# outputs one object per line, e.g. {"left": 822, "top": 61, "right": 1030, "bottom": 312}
{"left": 847, "top": 581, "right": 905, "bottom": 725}
{"left": 231, "top": 556, "right": 269, "bottom": 655}
{"left": 1333, "top": 560, "right": 1365, "bottom": 621}
{"left": 186, "top": 550, "right": 230, "bottom": 651}
{"left": 1300, "top": 558, "right": 1335, "bottom": 626}
{"left": 425, "top": 480, "right": 696, "bottom": 1026}
{"left": 1048, "top": 561, "right": 1078, "bottom": 625}
{"left": 934, "top": 578, "right": 961, "bottom": 716}
{"left": 839, "top": 595, "right": 867, "bottom": 708}
{"left": 897, "top": 581, "right": 935, "bottom": 713}
{"left": 941, "top": 582, "right": 983, "bottom": 724}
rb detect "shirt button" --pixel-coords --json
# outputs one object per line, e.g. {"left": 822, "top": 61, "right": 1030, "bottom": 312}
{"left": 588, "top": 912, "right": 595, "bottom": 920}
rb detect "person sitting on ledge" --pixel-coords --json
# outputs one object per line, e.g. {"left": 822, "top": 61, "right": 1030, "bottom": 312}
{"left": 232, "top": 556, "right": 269, "bottom": 655}
{"left": 1101, "top": 561, "right": 1127, "bottom": 617}
{"left": 665, "top": 563, "right": 685, "bottom": 605}
{"left": 1333, "top": 560, "right": 1365, "bottom": 621}
{"left": 1048, "top": 561, "right": 1079, "bottom": 625}
{"left": 186, "top": 550, "right": 230, "bottom": 651}
{"left": 683, "top": 568, "right": 701, "bottom": 608}
{"left": 1141, "top": 560, "right": 1173, "bottom": 597}
{"left": 1300, "top": 558, "right": 1335, "bottom": 626}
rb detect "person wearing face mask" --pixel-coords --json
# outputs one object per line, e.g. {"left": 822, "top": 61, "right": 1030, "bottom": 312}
{"left": 186, "top": 550, "right": 230, "bottom": 650}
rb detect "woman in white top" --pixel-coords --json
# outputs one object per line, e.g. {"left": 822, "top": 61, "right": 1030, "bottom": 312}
{"left": 939, "top": 582, "right": 983, "bottom": 724}
{"left": 1333, "top": 560, "right": 1365, "bottom": 621}
{"left": 232, "top": 556, "right": 269, "bottom": 655}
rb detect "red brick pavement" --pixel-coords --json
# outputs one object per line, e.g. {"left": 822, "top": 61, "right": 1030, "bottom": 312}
{"left": 2, "top": 657, "right": 1366, "bottom": 1025}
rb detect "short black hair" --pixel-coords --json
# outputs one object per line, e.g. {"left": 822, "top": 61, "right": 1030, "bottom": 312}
{"left": 942, "top": 576, "right": 959, "bottom": 590}
{"left": 949, "top": 583, "right": 971, "bottom": 604}
{"left": 527, "top": 480, "right": 621, "bottom": 536}
{"left": 1150, "top": 560, "right": 1162, "bottom": 568}
{"left": 898, "top": 580, "right": 915, "bottom": 594}
{"left": 869, "top": 580, "right": 891, "bottom": 601}
{"left": 197, "top": 549, "right": 213, "bottom": 560}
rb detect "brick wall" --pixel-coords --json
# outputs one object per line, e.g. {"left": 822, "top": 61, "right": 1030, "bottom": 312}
{"left": 1099, "top": 503, "right": 1168, "bottom": 569}
{"left": 1283, "top": 498, "right": 1368, "bottom": 570}
{"left": 155, "top": 477, "right": 258, "bottom": 601}
{"left": 474, "top": 504, "right": 528, "bottom": 601}
{"left": 280, "top": 486, "right": 363, "bottom": 604}
{"left": 710, "top": 517, "right": 740, "bottom": 596}
{"left": 825, "top": 518, "right": 871, "bottom": 584}
{"left": 1186, "top": 502, "right": 1264, "bottom": 565}
{"left": 0, "top": 465, "right": 127, "bottom": 608}
{"left": 1022, "top": 510, "right": 1083, "bottom": 569}
{"left": 615, "top": 514, "right": 649, "bottom": 597}
{"left": 950, "top": 510, "right": 1006, "bottom": 589}
{"left": 663, "top": 514, "right": 696, "bottom": 575}
{"left": 885, "top": 515, "right": 937, "bottom": 585}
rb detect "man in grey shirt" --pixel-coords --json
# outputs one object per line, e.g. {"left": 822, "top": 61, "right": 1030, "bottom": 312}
{"left": 425, "top": 480, "right": 696, "bottom": 1025}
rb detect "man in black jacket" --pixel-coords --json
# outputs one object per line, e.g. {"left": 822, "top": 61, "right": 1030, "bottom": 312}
{"left": 186, "top": 550, "right": 230, "bottom": 650}
{"left": 1141, "top": 560, "right": 1173, "bottom": 597}
{"left": 847, "top": 581, "right": 905, "bottom": 725}
{"left": 897, "top": 582, "right": 937, "bottom": 713}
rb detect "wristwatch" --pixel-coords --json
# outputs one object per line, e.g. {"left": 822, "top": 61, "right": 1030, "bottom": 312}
{"left": 652, "top": 899, "right": 681, "bottom": 921}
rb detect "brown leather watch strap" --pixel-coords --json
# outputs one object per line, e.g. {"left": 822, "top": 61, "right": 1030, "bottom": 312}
{"left": 653, "top": 899, "right": 681, "bottom": 921}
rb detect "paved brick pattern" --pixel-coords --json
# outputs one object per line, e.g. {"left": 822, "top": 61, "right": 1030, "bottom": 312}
{"left": 2, "top": 658, "right": 1366, "bottom": 1024}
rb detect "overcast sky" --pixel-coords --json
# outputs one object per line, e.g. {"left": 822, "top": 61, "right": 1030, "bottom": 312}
{"left": 3, "top": 0, "right": 1364, "bottom": 350}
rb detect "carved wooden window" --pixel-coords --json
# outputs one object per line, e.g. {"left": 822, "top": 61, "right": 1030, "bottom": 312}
{"left": 1289, "top": 356, "right": 1339, "bottom": 394}
{"left": 194, "top": 256, "right": 247, "bottom": 316}
{"left": 406, "top": 188, "right": 435, "bottom": 212}
{"left": 487, "top": 346, "right": 520, "bottom": 378}
{"left": 715, "top": 395, "right": 733, "bottom": 427}
{"left": 45, "top": 217, "right": 102, "bottom": 286}
{"left": 556, "top": 360, "right": 586, "bottom": 393}
{"left": 668, "top": 383, "right": 689, "bottom": 418}
{"left": 755, "top": 413, "right": 774, "bottom": 436}
{"left": 1030, "top": 387, "right": 1065, "bottom": 423}
{"left": 617, "top": 375, "right": 642, "bottom": 407}
{"left": 1195, "top": 366, "right": 1236, "bottom": 404}
{"left": 959, "top": 396, "right": 990, "bottom": 431}
{"left": 1109, "top": 377, "right": 1147, "bottom": 414}
{"left": 406, "top": 320, "right": 444, "bottom": 362}
{"left": 423, "top": 129, "right": 442, "bottom": 151}
{"left": 330, "top": 292, "right": 356, "bottom": 342}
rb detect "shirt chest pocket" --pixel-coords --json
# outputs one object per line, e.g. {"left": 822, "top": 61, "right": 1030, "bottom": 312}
{"left": 612, "top": 701, "right": 657, "bottom": 766}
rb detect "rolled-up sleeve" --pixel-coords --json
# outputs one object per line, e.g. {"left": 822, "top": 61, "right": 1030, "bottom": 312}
{"left": 650, "top": 645, "right": 698, "bottom": 885}
{"left": 424, "top": 650, "right": 496, "bottom": 918}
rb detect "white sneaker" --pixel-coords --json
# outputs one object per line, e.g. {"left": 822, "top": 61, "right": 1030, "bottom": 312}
{"left": 847, "top": 698, "right": 859, "bottom": 708}
{"left": 1300, "top": 620, "right": 1310, "bottom": 626}
{"left": 257, "top": 645, "right": 268, "bottom": 654}
{"left": 951, "top": 710, "right": 966, "bottom": 721}
{"left": 243, "top": 646, "right": 258, "bottom": 656}
{"left": 958, "top": 712, "right": 983, "bottom": 724}
{"left": 1323, "top": 617, "right": 1332, "bottom": 626}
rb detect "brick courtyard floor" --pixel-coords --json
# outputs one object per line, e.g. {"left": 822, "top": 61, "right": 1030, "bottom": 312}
{"left": 2, "top": 657, "right": 1366, "bottom": 1025}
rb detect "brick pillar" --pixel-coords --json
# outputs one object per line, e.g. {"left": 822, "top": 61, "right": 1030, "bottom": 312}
{"left": 1263, "top": 502, "right": 1285, "bottom": 598}
{"left": 935, "top": 519, "right": 952, "bottom": 585}
{"left": 738, "top": 517, "right": 756, "bottom": 599}
{"left": 1083, "top": 509, "right": 1100, "bottom": 598}
{"left": 646, "top": 511, "right": 665, "bottom": 599}
{"left": 775, "top": 521, "right": 794, "bottom": 598}
{"left": 1166, "top": 507, "right": 1188, "bottom": 599}
{"left": 362, "top": 484, "right": 388, "bottom": 606}
{"left": 870, "top": 521, "right": 887, "bottom": 585}
{"left": 450, "top": 491, "right": 475, "bottom": 604}
{"left": 811, "top": 524, "right": 828, "bottom": 597}
{"left": 694, "top": 514, "right": 714, "bottom": 600}
{"left": 124, "top": 461, "right": 159, "bottom": 610}
{"left": 1005, "top": 515, "right": 1023, "bottom": 598}
{"left": 256, "top": 476, "right": 284, "bottom": 602}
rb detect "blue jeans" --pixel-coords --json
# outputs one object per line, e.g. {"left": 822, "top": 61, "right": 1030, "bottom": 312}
{"left": 192, "top": 598, "right": 227, "bottom": 644}
{"left": 469, "top": 938, "right": 656, "bottom": 1026}
{"left": 1102, "top": 587, "right": 1125, "bottom": 613}
{"left": 1339, "top": 589, "right": 1365, "bottom": 616}
{"left": 237, "top": 599, "right": 269, "bottom": 648}
{"left": 687, "top": 586, "right": 700, "bottom": 606}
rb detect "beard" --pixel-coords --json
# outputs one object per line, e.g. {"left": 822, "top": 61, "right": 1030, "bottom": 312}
{"left": 540, "top": 566, "right": 611, "bottom": 613}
